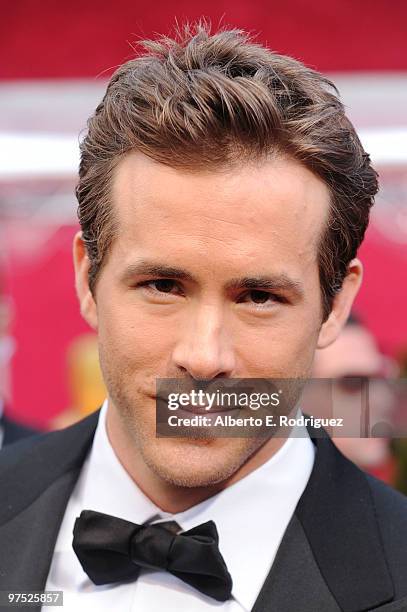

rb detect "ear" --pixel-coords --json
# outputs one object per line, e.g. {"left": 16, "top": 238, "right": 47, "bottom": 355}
{"left": 317, "top": 258, "right": 363, "bottom": 349}
{"left": 73, "top": 231, "right": 98, "bottom": 330}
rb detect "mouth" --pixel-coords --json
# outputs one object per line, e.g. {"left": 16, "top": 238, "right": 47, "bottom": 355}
{"left": 177, "top": 405, "right": 241, "bottom": 416}
{"left": 154, "top": 395, "right": 242, "bottom": 415}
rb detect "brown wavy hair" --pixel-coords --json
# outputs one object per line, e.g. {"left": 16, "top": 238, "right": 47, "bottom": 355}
{"left": 76, "top": 21, "right": 378, "bottom": 320}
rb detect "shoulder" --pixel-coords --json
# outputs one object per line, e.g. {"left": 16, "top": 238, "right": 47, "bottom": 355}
{"left": 0, "top": 410, "right": 100, "bottom": 525}
{"left": 2, "top": 416, "right": 40, "bottom": 446}
{"left": 0, "top": 410, "right": 99, "bottom": 471}
{"left": 366, "top": 472, "right": 407, "bottom": 591}
{"left": 367, "top": 471, "right": 407, "bottom": 523}
{"left": 298, "top": 434, "right": 407, "bottom": 602}
{"left": 0, "top": 430, "right": 46, "bottom": 471}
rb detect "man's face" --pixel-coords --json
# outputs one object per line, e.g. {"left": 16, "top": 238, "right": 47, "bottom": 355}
{"left": 79, "top": 152, "right": 337, "bottom": 487}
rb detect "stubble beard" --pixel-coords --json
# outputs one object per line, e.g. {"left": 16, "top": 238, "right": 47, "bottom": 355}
{"left": 101, "top": 350, "right": 309, "bottom": 489}
{"left": 102, "top": 364, "right": 273, "bottom": 488}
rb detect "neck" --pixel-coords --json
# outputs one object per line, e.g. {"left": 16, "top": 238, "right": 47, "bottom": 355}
{"left": 106, "top": 402, "right": 286, "bottom": 513}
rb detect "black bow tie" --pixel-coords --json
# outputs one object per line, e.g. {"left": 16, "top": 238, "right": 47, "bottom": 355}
{"left": 72, "top": 510, "right": 233, "bottom": 602}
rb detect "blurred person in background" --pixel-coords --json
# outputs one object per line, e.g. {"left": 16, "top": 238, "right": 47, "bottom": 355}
{"left": 0, "top": 281, "right": 39, "bottom": 446}
{"left": 312, "top": 313, "right": 398, "bottom": 485}
{"left": 392, "top": 351, "right": 407, "bottom": 495}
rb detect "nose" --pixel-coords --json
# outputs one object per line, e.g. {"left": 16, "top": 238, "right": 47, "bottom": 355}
{"left": 172, "top": 304, "right": 236, "bottom": 380}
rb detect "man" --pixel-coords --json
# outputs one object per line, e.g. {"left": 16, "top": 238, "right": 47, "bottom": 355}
{"left": 0, "top": 285, "right": 39, "bottom": 446}
{"left": 312, "top": 314, "right": 397, "bottom": 482}
{"left": 1, "top": 23, "right": 406, "bottom": 612}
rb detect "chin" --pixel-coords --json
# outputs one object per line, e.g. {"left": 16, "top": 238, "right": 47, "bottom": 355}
{"left": 142, "top": 437, "right": 248, "bottom": 488}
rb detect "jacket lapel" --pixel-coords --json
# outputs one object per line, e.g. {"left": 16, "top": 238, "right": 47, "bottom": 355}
{"left": 252, "top": 431, "right": 394, "bottom": 612}
{"left": 0, "top": 469, "right": 81, "bottom": 593}
{"left": 0, "top": 410, "right": 99, "bottom": 603}
{"left": 251, "top": 514, "right": 341, "bottom": 612}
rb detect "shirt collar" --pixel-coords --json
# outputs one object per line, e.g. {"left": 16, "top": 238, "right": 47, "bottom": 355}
{"left": 77, "top": 399, "right": 315, "bottom": 610}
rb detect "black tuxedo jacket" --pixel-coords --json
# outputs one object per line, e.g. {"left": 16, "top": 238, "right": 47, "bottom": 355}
{"left": 1, "top": 413, "right": 39, "bottom": 446}
{"left": 0, "top": 410, "right": 407, "bottom": 612}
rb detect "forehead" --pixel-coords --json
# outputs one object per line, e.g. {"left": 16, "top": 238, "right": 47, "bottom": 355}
{"left": 110, "top": 152, "right": 330, "bottom": 271}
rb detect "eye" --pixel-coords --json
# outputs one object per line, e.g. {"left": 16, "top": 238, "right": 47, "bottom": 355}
{"left": 138, "top": 279, "right": 183, "bottom": 296}
{"left": 238, "top": 290, "right": 285, "bottom": 308}
{"left": 248, "top": 290, "right": 271, "bottom": 304}
{"left": 150, "top": 279, "right": 177, "bottom": 293}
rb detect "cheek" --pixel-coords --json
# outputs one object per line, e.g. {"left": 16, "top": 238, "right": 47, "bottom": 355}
{"left": 97, "top": 300, "right": 175, "bottom": 370}
{"left": 237, "top": 316, "right": 319, "bottom": 377}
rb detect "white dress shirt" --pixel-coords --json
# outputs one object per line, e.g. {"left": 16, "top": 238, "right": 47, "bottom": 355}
{"left": 44, "top": 401, "right": 315, "bottom": 612}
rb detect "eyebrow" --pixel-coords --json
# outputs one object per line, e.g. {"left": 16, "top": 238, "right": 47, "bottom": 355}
{"left": 121, "top": 262, "right": 195, "bottom": 283}
{"left": 121, "top": 260, "right": 304, "bottom": 298}
{"left": 225, "top": 275, "right": 304, "bottom": 298}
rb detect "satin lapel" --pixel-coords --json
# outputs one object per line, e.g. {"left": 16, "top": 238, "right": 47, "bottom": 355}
{"left": 252, "top": 431, "right": 394, "bottom": 612}
{"left": 295, "top": 432, "right": 394, "bottom": 612}
{"left": 251, "top": 514, "right": 341, "bottom": 612}
{"left": 0, "top": 410, "right": 99, "bottom": 609}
